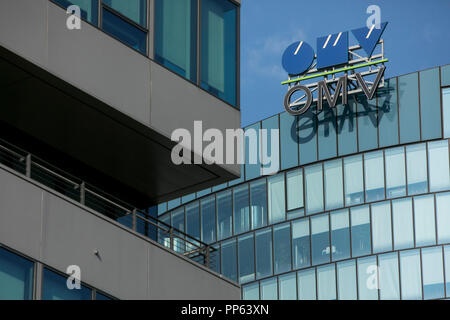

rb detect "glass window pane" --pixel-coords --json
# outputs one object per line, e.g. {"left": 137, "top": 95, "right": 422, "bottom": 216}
{"left": 103, "top": 0, "right": 146, "bottom": 26}
{"left": 298, "top": 109, "right": 318, "bottom": 165}
{"left": 428, "top": 140, "right": 450, "bottom": 192}
{"left": 292, "top": 218, "right": 311, "bottom": 269}
{"left": 444, "top": 246, "right": 450, "bottom": 297}
{"left": 268, "top": 174, "right": 286, "bottom": 224}
{"left": 261, "top": 277, "right": 278, "bottom": 300}
{"left": 344, "top": 155, "right": 364, "bottom": 206}
{"left": 406, "top": 143, "right": 428, "bottom": 195}
{"left": 337, "top": 260, "right": 357, "bottom": 300}
{"left": 420, "top": 68, "right": 442, "bottom": 140}
{"left": 351, "top": 205, "right": 371, "bottom": 257}
{"left": 245, "top": 123, "right": 261, "bottom": 180}
{"left": 331, "top": 209, "right": 350, "bottom": 261}
{"left": 364, "top": 150, "right": 385, "bottom": 202}
{"left": 305, "top": 164, "right": 324, "bottom": 215}
{"left": 392, "top": 198, "right": 414, "bottom": 250}
{"left": 324, "top": 159, "right": 344, "bottom": 210}
{"left": 398, "top": 73, "right": 421, "bottom": 144}
{"left": 186, "top": 202, "right": 200, "bottom": 241}
{"left": 280, "top": 112, "right": 299, "bottom": 170}
{"left": 400, "top": 249, "right": 422, "bottom": 300}
{"left": 414, "top": 195, "right": 436, "bottom": 247}
{"left": 274, "top": 223, "right": 291, "bottom": 274}
{"left": 385, "top": 147, "right": 406, "bottom": 198}
{"left": 357, "top": 256, "right": 378, "bottom": 300}
{"left": 286, "top": 169, "right": 303, "bottom": 211}
{"left": 102, "top": 8, "right": 147, "bottom": 54}
{"left": 200, "top": 0, "right": 237, "bottom": 106}
{"left": 378, "top": 252, "right": 400, "bottom": 300}
{"left": 311, "top": 213, "right": 330, "bottom": 265}
{"left": 378, "top": 78, "right": 399, "bottom": 147}
{"left": 443, "top": 88, "right": 450, "bottom": 138}
{"left": 317, "top": 264, "right": 336, "bottom": 300}
{"left": 371, "top": 201, "right": 392, "bottom": 253}
{"left": 0, "top": 248, "right": 33, "bottom": 300}
{"left": 437, "top": 192, "right": 450, "bottom": 244}
{"left": 217, "top": 190, "right": 232, "bottom": 241}
{"left": 201, "top": 196, "right": 216, "bottom": 244}
{"left": 261, "top": 115, "right": 280, "bottom": 176}
{"left": 255, "top": 229, "right": 273, "bottom": 279}
{"left": 337, "top": 103, "right": 357, "bottom": 156}
{"left": 221, "top": 239, "right": 237, "bottom": 282}
{"left": 298, "top": 269, "right": 316, "bottom": 300}
{"left": 154, "top": 0, "right": 197, "bottom": 82}
{"left": 242, "top": 282, "right": 259, "bottom": 300}
{"left": 171, "top": 207, "right": 185, "bottom": 233}
{"left": 250, "top": 179, "right": 268, "bottom": 230}
{"left": 279, "top": 273, "right": 297, "bottom": 300}
{"left": 53, "top": 0, "right": 98, "bottom": 24}
{"left": 96, "top": 292, "right": 113, "bottom": 300}
{"left": 422, "top": 247, "right": 444, "bottom": 300}
{"left": 318, "top": 105, "right": 337, "bottom": 160}
{"left": 238, "top": 234, "right": 255, "bottom": 284}
{"left": 233, "top": 184, "right": 250, "bottom": 235}
{"left": 42, "top": 269, "right": 91, "bottom": 300}
{"left": 357, "top": 96, "right": 378, "bottom": 152}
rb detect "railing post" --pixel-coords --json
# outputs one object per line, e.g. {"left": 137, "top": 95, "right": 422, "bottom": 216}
{"left": 169, "top": 228, "right": 174, "bottom": 250}
{"left": 25, "top": 154, "right": 31, "bottom": 178}
{"left": 80, "top": 182, "right": 85, "bottom": 205}
{"left": 205, "top": 245, "right": 210, "bottom": 268}
{"left": 132, "top": 209, "right": 137, "bottom": 231}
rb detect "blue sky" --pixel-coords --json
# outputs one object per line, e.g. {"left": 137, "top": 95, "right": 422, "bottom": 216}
{"left": 240, "top": 0, "right": 450, "bottom": 127}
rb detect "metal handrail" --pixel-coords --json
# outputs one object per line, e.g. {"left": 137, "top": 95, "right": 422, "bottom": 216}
{"left": 0, "top": 138, "right": 215, "bottom": 268}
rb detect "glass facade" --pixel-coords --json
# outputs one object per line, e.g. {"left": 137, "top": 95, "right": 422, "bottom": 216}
{"left": 0, "top": 246, "right": 113, "bottom": 300}
{"left": 157, "top": 65, "right": 450, "bottom": 300}
{"left": 51, "top": 0, "right": 239, "bottom": 107}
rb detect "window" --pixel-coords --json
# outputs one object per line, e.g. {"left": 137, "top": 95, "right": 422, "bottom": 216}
{"left": 371, "top": 201, "right": 392, "bottom": 253}
{"left": 350, "top": 205, "right": 371, "bottom": 257}
{"left": 268, "top": 174, "right": 286, "bottom": 224}
{"left": 217, "top": 190, "right": 232, "bottom": 240}
{"left": 186, "top": 202, "right": 200, "bottom": 241}
{"left": 305, "top": 164, "right": 324, "bottom": 215}
{"left": 42, "top": 269, "right": 91, "bottom": 300}
{"left": 364, "top": 150, "right": 385, "bottom": 202}
{"left": 318, "top": 106, "right": 337, "bottom": 160}
{"left": 242, "top": 282, "right": 259, "bottom": 300}
{"left": 200, "top": 196, "right": 216, "bottom": 244}
{"left": 273, "top": 223, "right": 291, "bottom": 274}
{"left": 298, "top": 269, "right": 316, "bottom": 300}
{"left": 238, "top": 234, "right": 255, "bottom": 284}
{"left": 443, "top": 88, "right": 450, "bottom": 138}
{"left": 414, "top": 195, "right": 436, "bottom": 247}
{"left": 392, "top": 198, "right": 414, "bottom": 250}
{"left": 400, "top": 250, "right": 422, "bottom": 300}
{"left": 221, "top": 239, "right": 237, "bottom": 282}
{"left": 103, "top": 0, "right": 146, "bottom": 26}
{"left": 436, "top": 192, "right": 450, "bottom": 244}
{"left": 292, "top": 219, "right": 310, "bottom": 269}
{"left": 378, "top": 252, "right": 400, "bottom": 300}
{"left": 280, "top": 112, "right": 299, "bottom": 170}
{"left": 331, "top": 209, "right": 350, "bottom": 261}
{"left": 398, "top": 73, "right": 420, "bottom": 144}
{"left": 298, "top": 109, "right": 318, "bottom": 165}
{"left": 406, "top": 143, "right": 428, "bottom": 195}
{"left": 317, "top": 264, "right": 336, "bottom": 300}
{"left": 96, "top": 292, "right": 113, "bottom": 300}
{"left": 420, "top": 68, "right": 442, "bottom": 140}
{"left": 357, "top": 256, "right": 378, "bottom": 300}
{"left": 337, "top": 260, "right": 357, "bottom": 300}
{"left": 344, "top": 155, "right": 364, "bottom": 206}
{"left": 337, "top": 102, "right": 358, "bottom": 156}
{"left": 422, "top": 247, "right": 445, "bottom": 300}
{"left": 0, "top": 248, "right": 33, "bottom": 300}
{"left": 444, "top": 246, "right": 450, "bottom": 297}
{"left": 233, "top": 184, "right": 250, "bottom": 235}
{"left": 201, "top": 0, "right": 237, "bottom": 106}
{"left": 286, "top": 169, "right": 304, "bottom": 215}
{"left": 311, "top": 213, "right": 330, "bottom": 265}
{"left": 255, "top": 229, "right": 273, "bottom": 279}
{"left": 357, "top": 96, "right": 378, "bottom": 152}
{"left": 102, "top": 7, "right": 147, "bottom": 54}
{"left": 428, "top": 140, "right": 450, "bottom": 192}
{"left": 378, "top": 78, "right": 399, "bottom": 147}
{"left": 155, "top": 0, "right": 197, "bottom": 82}
{"left": 324, "top": 159, "right": 344, "bottom": 210}
{"left": 279, "top": 273, "right": 297, "bottom": 300}
{"left": 260, "top": 277, "right": 278, "bottom": 300}
{"left": 53, "top": 0, "right": 98, "bottom": 25}
{"left": 385, "top": 147, "right": 406, "bottom": 198}
{"left": 250, "top": 179, "right": 268, "bottom": 229}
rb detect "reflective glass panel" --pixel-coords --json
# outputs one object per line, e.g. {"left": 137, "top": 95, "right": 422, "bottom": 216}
{"left": 385, "top": 147, "right": 406, "bottom": 198}
{"left": 311, "top": 213, "right": 330, "bottom": 265}
{"left": 420, "top": 68, "right": 442, "bottom": 140}
{"left": 279, "top": 273, "right": 297, "bottom": 300}
{"left": 221, "top": 239, "right": 237, "bottom": 282}
{"left": 305, "top": 164, "right": 324, "bottom": 215}
{"left": 350, "top": 205, "right": 371, "bottom": 257}
{"left": 42, "top": 269, "right": 91, "bottom": 300}
{"left": 364, "top": 150, "right": 385, "bottom": 202}
{"left": 398, "top": 73, "right": 420, "bottom": 144}
{"left": 436, "top": 192, "right": 450, "bottom": 244}
{"left": 217, "top": 190, "right": 232, "bottom": 240}
{"left": 292, "top": 218, "right": 310, "bottom": 269}
{"left": 255, "top": 229, "right": 273, "bottom": 279}
{"left": 337, "top": 260, "right": 357, "bottom": 300}
{"left": 422, "top": 246, "right": 444, "bottom": 300}
{"left": 268, "top": 174, "right": 286, "bottom": 224}
{"left": 242, "top": 282, "right": 259, "bottom": 300}
{"left": 406, "top": 143, "right": 428, "bottom": 195}
{"left": 400, "top": 249, "right": 422, "bottom": 300}
{"left": 186, "top": 201, "right": 200, "bottom": 241}
{"left": 317, "top": 264, "right": 336, "bottom": 300}
{"left": 324, "top": 159, "right": 344, "bottom": 210}
{"left": 378, "top": 252, "right": 400, "bottom": 300}
{"left": 0, "top": 248, "right": 33, "bottom": 300}
{"left": 428, "top": 140, "right": 450, "bottom": 192}
{"left": 233, "top": 184, "right": 250, "bottom": 235}
{"left": 103, "top": 0, "right": 147, "bottom": 26}
{"left": 250, "top": 179, "right": 268, "bottom": 229}
{"left": 344, "top": 155, "right": 364, "bottom": 206}
{"left": 260, "top": 277, "right": 278, "bottom": 300}
{"left": 53, "top": 0, "right": 98, "bottom": 24}
{"left": 274, "top": 223, "right": 291, "bottom": 274}
{"left": 298, "top": 269, "right": 316, "bottom": 300}
{"left": 357, "top": 256, "right": 378, "bottom": 300}
{"left": 392, "top": 198, "right": 414, "bottom": 250}
{"left": 331, "top": 209, "right": 350, "bottom": 261}
{"left": 286, "top": 169, "right": 304, "bottom": 211}
{"left": 443, "top": 88, "right": 450, "bottom": 138}
{"left": 201, "top": 196, "right": 216, "bottom": 244}
{"left": 414, "top": 195, "right": 436, "bottom": 247}
{"left": 371, "top": 201, "right": 392, "bottom": 253}
{"left": 238, "top": 234, "right": 255, "bottom": 284}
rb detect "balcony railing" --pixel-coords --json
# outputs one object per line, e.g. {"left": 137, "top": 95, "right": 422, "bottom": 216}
{"left": 0, "top": 138, "right": 216, "bottom": 270}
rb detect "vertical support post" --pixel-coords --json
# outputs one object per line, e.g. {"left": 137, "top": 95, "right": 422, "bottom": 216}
{"left": 205, "top": 245, "right": 210, "bottom": 268}
{"left": 25, "top": 154, "right": 31, "bottom": 178}
{"left": 169, "top": 227, "right": 174, "bottom": 250}
{"left": 132, "top": 209, "right": 137, "bottom": 231}
{"left": 80, "top": 182, "right": 85, "bottom": 205}
{"left": 34, "top": 262, "right": 43, "bottom": 300}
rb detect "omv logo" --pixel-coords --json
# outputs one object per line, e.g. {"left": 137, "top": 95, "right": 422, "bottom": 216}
{"left": 282, "top": 22, "right": 388, "bottom": 77}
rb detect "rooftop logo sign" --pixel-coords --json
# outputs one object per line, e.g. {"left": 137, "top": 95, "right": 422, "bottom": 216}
{"left": 282, "top": 22, "right": 388, "bottom": 116}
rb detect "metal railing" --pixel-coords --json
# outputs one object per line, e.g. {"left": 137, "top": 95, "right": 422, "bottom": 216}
{"left": 0, "top": 138, "right": 216, "bottom": 269}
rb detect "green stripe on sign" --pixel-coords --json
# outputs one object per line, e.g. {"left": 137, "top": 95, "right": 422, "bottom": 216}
{"left": 281, "top": 59, "right": 389, "bottom": 85}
